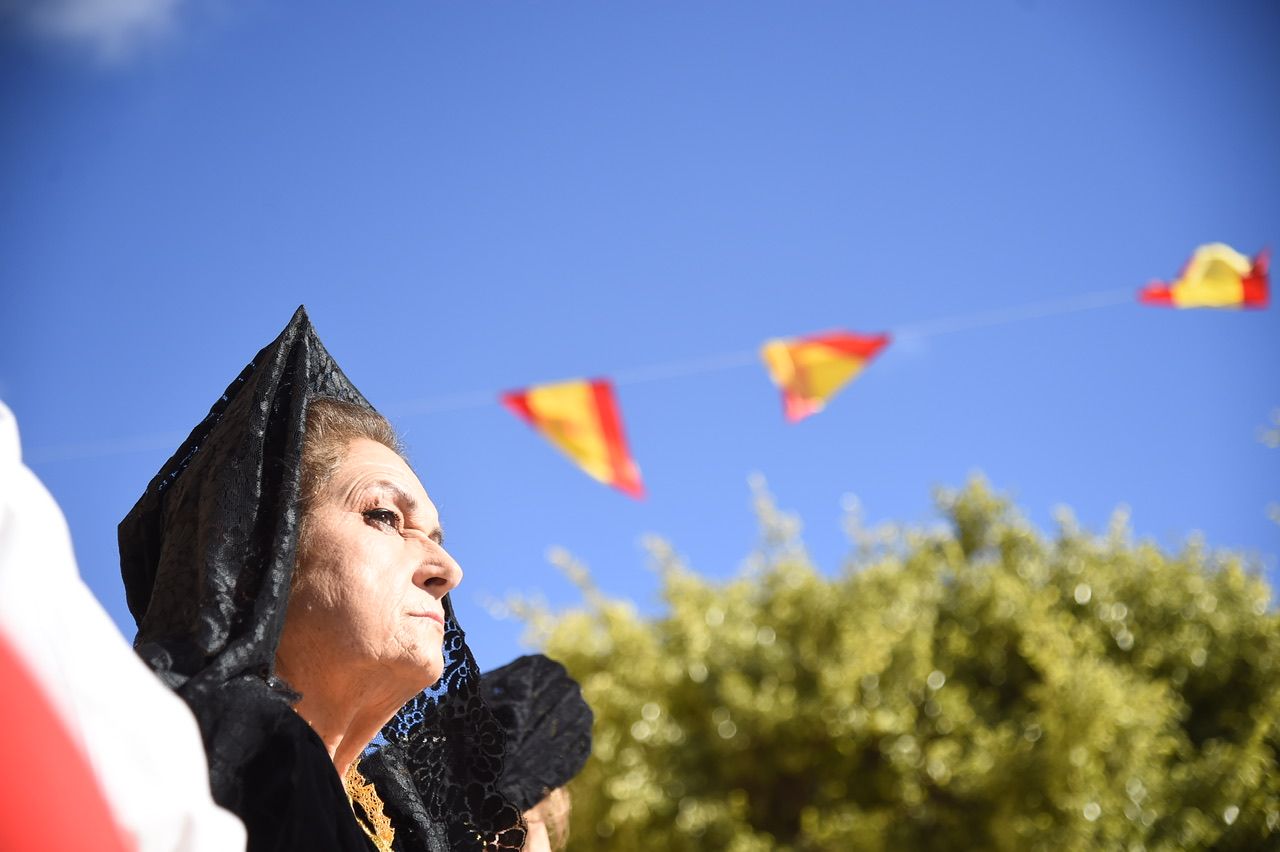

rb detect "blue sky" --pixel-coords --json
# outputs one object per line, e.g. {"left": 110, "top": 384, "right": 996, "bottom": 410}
{"left": 2, "top": 0, "right": 1277, "bottom": 671}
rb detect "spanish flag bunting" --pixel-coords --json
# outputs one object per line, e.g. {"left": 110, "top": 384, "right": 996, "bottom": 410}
{"left": 1138, "top": 243, "right": 1269, "bottom": 309}
{"left": 760, "top": 331, "right": 891, "bottom": 423}
{"left": 501, "top": 378, "right": 645, "bottom": 498}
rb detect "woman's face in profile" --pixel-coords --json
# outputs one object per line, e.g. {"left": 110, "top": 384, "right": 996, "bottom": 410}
{"left": 280, "top": 438, "right": 462, "bottom": 692}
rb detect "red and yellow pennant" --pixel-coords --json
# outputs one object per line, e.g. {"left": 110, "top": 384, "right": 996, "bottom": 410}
{"left": 501, "top": 378, "right": 644, "bottom": 498}
{"left": 1138, "top": 243, "right": 1269, "bottom": 309}
{"left": 760, "top": 331, "right": 890, "bottom": 422}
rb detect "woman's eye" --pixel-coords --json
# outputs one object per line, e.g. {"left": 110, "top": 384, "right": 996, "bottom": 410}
{"left": 363, "top": 508, "right": 402, "bottom": 530}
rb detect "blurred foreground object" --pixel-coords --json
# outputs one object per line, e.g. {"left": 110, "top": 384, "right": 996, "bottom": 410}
{"left": 1138, "top": 243, "right": 1269, "bottom": 309}
{"left": 0, "top": 633, "right": 128, "bottom": 851}
{"left": 0, "top": 401, "right": 246, "bottom": 851}
{"left": 759, "top": 331, "right": 890, "bottom": 423}
{"left": 516, "top": 477, "right": 1279, "bottom": 851}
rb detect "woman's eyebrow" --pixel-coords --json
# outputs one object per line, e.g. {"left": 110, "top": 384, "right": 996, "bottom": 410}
{"left": 365, "top": 480, "right": 420, "bottom": 514}
{"left": 366, "top": 480, "right": 444, "bottom": 543}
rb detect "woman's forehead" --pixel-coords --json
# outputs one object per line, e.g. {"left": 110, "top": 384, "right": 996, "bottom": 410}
{"left": 335, "top": 439, "right": 435, "bottom": 508}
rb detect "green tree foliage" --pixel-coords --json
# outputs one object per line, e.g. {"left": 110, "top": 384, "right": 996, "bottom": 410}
{"left": 513, "top": 477, "right": 1279, "bottom": 851}
{"left": 1261, "top": 408, "right": 1280, "bottom": 527}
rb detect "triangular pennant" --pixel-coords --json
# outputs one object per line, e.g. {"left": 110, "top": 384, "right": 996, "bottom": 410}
{"left": 760, "top": 331, "right": 890, "bottom": 422}
{"left": 501, "top": 378, "right": 644, "bottom": 498}
{"left": 1138, "top": 243, "right": 1269, "bottom": 309}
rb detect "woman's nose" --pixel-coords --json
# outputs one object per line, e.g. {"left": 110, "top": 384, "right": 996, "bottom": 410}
{"left": 415, "top": 545, "right": 462, "bottom": 596}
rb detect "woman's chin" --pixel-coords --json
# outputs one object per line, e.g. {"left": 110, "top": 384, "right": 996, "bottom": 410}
{"left": 389, "top": 653, "right": 444, "bottom": 696}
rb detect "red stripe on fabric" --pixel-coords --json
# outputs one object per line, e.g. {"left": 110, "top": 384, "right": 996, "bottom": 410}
{"left": 0, "top": 632, "right": 130, "bottom": 852}
{"left": 1253, "top": 247, "right": 1271, "bottom": 278}
{"left": 800, "top": 331, "right": 890, "bottom": 359}
{"left": 590, "top": 379, "right": 644, "bottom": 498}
{"left": 499, "top": 390, "right": 537, "bottom": 427}
{"left": 1241, "top": 275, "right": 1268, "bottom": 308}
{"left": 783, "top": 392, "right": 819, "bottom": 423}
{"left": 1138, "top": 285, "right": 1173, "bottom": 306}
{"left": 1243, "top": 249, "right": 1270, "bottom": 308}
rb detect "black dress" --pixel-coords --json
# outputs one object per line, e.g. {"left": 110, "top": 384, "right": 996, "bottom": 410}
{"left": 237, "top": 701, "right": 376, "bottom": 852}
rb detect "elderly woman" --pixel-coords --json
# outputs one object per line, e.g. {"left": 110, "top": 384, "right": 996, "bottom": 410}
{"left": 119, "top": 309, "right": 589, "bottom": 852}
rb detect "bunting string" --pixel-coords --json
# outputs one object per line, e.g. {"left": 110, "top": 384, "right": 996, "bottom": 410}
{"left": 21, "top": 244, "right": 1270, "bottom": 472}
{"left": 891, "top": 287, "right": 1134, "bottom": 342}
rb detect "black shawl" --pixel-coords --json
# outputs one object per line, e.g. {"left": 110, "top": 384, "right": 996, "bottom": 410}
{"left": 119, "top": 306, "right": 525, "bottom": 850}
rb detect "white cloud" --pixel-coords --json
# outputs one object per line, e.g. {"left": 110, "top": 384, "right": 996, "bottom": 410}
{"left": 5, "top": 0, "right": 183, "bottom": 61}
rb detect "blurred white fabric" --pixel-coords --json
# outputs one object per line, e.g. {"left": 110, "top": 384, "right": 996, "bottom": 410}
{"left": 0, "top": 400, "right": 245, "bottom": 852}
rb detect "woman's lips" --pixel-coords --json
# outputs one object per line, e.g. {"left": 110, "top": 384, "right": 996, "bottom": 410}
{"left": 410, "top": 611, "right": 445, "bottom": 627}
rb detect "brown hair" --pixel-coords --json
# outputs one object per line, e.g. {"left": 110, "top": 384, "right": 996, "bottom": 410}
{"left": 296, "top": 397, "right": 403, "bottom": 558}
{"left": 525, "top": 787, "right": 572, "bottom": 850}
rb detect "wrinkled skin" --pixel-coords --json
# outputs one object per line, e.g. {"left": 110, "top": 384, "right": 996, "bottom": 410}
{"left": 275, "top": 438, "right": 463, "bottom": 775}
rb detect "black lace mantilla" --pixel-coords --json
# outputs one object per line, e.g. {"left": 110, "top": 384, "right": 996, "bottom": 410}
{"left": 480, "top": 655, "right": 593, "bottom": 814}
{"left": 119, "top": 306, "right": 525, "bottom": 851}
